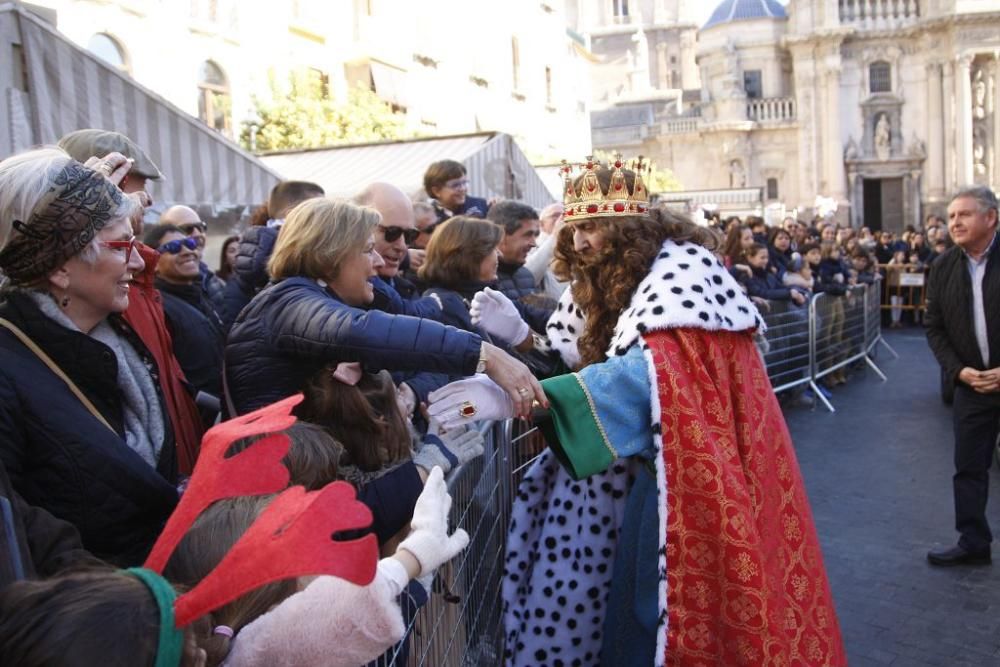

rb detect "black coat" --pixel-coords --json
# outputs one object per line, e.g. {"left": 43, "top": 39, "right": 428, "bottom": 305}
{"left": 157, "top": 278, "right": 225, "bottom": 403}
{"left": 225, "top": 277, "right": 482, "bottom": 415}
{"left": 925, "top": 238, "right": 1000, "bottom": 387}
{"left": 0, "top": 293, "right": 178, "bottom": 565}
{"left": 221, "top": 226, "right": 279, "bottom": 333}
{"left": 0, "top": 458, "right": 97, "bottom": 589}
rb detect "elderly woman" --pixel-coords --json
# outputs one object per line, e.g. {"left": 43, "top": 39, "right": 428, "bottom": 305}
{"left": 224, "top": 197, "right": 543, "bottom": 418}
{"left": 0, "top": 148, "right": 178, "bottom": 565}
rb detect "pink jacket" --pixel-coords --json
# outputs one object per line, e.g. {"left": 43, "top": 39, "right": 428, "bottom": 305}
{"left": 223, "top": 559, "right": 409, "bottom": 667}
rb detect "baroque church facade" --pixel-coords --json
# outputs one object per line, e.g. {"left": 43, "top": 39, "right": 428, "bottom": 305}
{"left": 571, "top": 0, "right": 1000, "bottom": 231}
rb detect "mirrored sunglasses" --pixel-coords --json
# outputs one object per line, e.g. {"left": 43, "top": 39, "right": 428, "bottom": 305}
{"left": 380, "top": 225, "right": 420, "bottom": 245}
{"left": 158, "top": 237, "right": 199, "bottom": 254}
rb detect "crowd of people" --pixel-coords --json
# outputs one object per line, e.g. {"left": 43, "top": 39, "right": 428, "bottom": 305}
{"left": 0, "top": 130, "right": 854, "bottom": 665}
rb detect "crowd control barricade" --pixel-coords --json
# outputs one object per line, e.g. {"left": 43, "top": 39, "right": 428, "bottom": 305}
{"left": 759, "top": 300, "right": 812, "bottom": 394}
{"left": 379, "top": 419, "right": 543, "bottom": 666}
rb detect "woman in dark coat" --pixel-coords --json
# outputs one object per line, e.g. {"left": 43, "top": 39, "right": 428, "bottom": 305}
{"left": 0, "top": 148, "right": 178, "bottom": 565}
{"left": 225, "top": 198, "right": 543, "bottom": 418}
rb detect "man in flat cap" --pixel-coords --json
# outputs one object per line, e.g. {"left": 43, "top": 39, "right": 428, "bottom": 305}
{"left": 58, "top": 129, "right": 204, "bottom": 472}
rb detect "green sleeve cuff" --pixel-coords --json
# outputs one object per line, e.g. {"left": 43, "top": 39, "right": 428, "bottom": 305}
{"left": 539, "top": 373, "right": 616, "bottom": 480}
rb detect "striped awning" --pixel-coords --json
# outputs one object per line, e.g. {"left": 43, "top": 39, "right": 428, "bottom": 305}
{"left": 0, "top": 4, "right": 280, "bottom": 210}
{"left": 260, "top": 132, "right": 556, "bottom": 209}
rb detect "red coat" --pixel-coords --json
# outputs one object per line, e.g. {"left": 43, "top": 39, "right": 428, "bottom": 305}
{"left": 123, "top": 242, "right": 203, "bottom": 473}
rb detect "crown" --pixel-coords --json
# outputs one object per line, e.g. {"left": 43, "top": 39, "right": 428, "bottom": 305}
{"left": 562, "top": 154, "right": 651, "bottom": 221}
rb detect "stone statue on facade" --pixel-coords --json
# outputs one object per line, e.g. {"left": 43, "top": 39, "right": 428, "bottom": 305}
{"left": 844, "top": 137, "right": 859, "bottom": 160}
{"left": 730, "top": 159, "right": 746, "bottom": 188}
{"left": 874, "top": 113, "right": 891, "bottom": 161}
{"left": 973, "top": 69, "right": 987, "bottom": 120}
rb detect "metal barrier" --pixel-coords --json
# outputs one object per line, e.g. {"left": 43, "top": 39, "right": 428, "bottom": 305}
{"left": 377, "top": 420, "right": 543, "bottom": 666}
{"left": 759, "top": 278, "right": 896, "bottom": 413}
{"left": 375, "top": 280, "right": 898, "bottom": 664}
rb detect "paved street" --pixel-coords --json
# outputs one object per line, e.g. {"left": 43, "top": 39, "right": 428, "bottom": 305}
{"left": 785, "top": 329, "right": 1000, "bottom": 666}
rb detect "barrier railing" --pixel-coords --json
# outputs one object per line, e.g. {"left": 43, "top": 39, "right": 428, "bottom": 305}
{"left": 379, "top": 280, "right": 897, "bottom": 664}
{"left": 758, "top": 278, "right": 896, "bottom": 412}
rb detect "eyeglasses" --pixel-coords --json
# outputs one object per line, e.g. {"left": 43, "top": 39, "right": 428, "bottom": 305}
{"left": 178, "top": 221, "right": 207, "bottom": 235}
{"left": 101, "top": 236, "right": 138, "bottom": 262}
{"left": 379, "top": 225, "right": 420, "bottom": 245}
{"left": 442, "top": 179, "right": 469, "bottom": 190}
{"left": 158, "top": 237, "right": 199, "bottom": 254}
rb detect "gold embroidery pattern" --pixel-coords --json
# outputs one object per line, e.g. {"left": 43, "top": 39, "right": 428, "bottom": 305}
{"left": 571, "top": 372, "right": 618, "bottom": 461}
{"left": 645, "top": 329, "right": 845, "bottom": 666}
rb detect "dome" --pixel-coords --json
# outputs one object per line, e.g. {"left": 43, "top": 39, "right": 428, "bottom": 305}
{"left": 703, "top": 0, "right": 787, "bottom": 29}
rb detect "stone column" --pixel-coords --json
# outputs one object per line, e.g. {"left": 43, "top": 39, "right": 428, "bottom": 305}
{"left": 822, "top": 54, "right": 847, "bottom": 205}
{"left": 910, "top": 170, "right": 923, "bottom": 229}
{"left": 942, "top": 59, "right": 955, "bottom": 192}
{"left": 925, "top": 62, "right": 945, "bottom": 199}
{"left": 956, "top": 53, "right": 975, "bottom": 186}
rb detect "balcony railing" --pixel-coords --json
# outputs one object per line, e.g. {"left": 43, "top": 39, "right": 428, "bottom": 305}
{"left": 662, "top": 117, "right": 700, "bottom": 134}
{"left": 747, "top": 97, "right": 796, "bottom": 123}
{"left": 839, "top": 0, "right": 920, "bottom": 29}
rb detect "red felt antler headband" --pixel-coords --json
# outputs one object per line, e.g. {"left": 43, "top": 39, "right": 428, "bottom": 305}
{"left": 142, "top": 394, "right": 378, "bottom": 627}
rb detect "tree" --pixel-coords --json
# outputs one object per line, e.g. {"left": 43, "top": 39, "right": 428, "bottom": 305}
{"left": 591, "top": 150, "right": 683, "bottom": 195}
{"left": 240, "top": 69, "right": 420, "bottom": 152}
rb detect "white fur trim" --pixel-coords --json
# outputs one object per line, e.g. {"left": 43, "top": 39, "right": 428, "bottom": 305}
{"left": 608, "top": 239, "right": 764, "bottom": 356}
{"left": 642, "top": 341, "right": 669, "bottom": 666}
{"left": 545, "top": 286, "right": 585, "bottom": 368}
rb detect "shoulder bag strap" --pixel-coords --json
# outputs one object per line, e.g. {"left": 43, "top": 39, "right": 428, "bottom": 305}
{"left": 0, "top": 317, "right": 118, "bottom": 436}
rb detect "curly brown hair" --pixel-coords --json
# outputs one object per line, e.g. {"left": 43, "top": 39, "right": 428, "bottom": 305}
{"left": 553, "top": 167, "right": 717, "bottom": 367}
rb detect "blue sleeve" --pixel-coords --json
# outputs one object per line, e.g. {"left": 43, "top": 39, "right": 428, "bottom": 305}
{"left": 574, "top": 345, "right": 654, "bottom": 460}
{"left": 355, "top": 461, "right": 423, "bottom": 545}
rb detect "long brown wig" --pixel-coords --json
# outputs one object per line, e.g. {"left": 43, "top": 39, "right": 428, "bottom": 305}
{"left": 553, "top": 167, "right": 718, "bottom": 367}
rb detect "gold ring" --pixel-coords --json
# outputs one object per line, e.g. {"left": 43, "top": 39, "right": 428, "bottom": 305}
{"left": 98, "top": 161, "right": 115, "bottom": 176}
{"left": 459, "top": 401, "right": 477, "bottom": 418}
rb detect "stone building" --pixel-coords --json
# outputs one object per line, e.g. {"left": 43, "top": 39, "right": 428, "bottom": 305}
{"left": 19, "top": 0, "right": 592, "bottom": 162}
{"left": 577, "top": 0, "right": 1000, "bottom": 231}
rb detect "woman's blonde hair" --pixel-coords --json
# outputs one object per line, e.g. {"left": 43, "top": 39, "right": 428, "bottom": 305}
{"left": 268, "top": 197, "right": 380, "bottom": 281}
{"left": 418, "top": 215, "right": 502, "bottom": 288}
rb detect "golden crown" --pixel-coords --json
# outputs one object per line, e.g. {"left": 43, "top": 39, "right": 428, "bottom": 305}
{"left": 562, "top": 154, "right": 651, "bottom": 221}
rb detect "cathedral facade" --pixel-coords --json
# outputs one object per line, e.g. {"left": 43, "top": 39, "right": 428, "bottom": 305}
{"left": 573, "top": 0, "right": 1000, "bottom": 231}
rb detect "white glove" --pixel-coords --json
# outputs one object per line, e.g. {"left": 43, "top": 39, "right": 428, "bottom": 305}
{"left": 398, "top": 467, "right": 469, "bottom": 577}
{"left": 412, "top": 427, "right": 485, "bottom": 474}
{"left": 427, "top": 374, "right": 515, "bottom": 430}
{"left": 470, "top": 287, "right": 530, "bottom": 346}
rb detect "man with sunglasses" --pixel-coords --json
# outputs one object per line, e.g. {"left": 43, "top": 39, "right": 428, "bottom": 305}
{"left": 144, "top": 224, "right": 225, "bottom": 428}
{"left": 159, "top": 205, "right": 226, "bottom": 315}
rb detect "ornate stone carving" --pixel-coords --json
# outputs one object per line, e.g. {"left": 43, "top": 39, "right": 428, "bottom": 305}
{"left": 875, "top": 113, "right": 891, "bottom": 160}
{"left": 729, "top": 159, "right": 746, "bottom": 188}
{"left": 844, "top": 136, "right": 859, "bottom": 160}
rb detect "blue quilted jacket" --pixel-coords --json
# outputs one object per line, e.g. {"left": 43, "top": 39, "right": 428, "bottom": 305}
{"left": 225, "top": 277, "right": 482, "bottom": 414}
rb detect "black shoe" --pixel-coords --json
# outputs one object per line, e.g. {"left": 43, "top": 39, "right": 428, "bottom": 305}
{"left": 927, "top": 544, "right": 991, "bottom": 566}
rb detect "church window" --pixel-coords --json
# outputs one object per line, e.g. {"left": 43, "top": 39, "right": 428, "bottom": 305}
{"left": 869, "top": 62, "right": 891, "bottom": 93}
{"left": 743, "top": 70, "right": 762, "bottom": 99}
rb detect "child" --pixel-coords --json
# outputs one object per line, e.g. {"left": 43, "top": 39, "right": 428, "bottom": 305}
{"left": 887, "top": 248, "right": 908, "bottom": 328}
{"left": 850, "top": 249, "right": 877, "bottom": 285}
{"left": 741, "top": 244, "right": 807, "bottom": 307}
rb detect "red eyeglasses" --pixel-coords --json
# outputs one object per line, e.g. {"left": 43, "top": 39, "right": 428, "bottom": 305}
{"left": 100, "top": 236, "right": 138, "bottom": 262}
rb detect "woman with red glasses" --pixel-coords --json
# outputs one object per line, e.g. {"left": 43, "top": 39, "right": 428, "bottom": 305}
{"left": 0, "top": 147, "right": 179, "bottom": 567}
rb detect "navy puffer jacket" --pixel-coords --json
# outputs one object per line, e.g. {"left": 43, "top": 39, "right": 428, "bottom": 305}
{"left": 221, "top": 226, "right": 279, "bottom": 333}
{"left": 225, "top": 277, "right": 482, "bottom": 414}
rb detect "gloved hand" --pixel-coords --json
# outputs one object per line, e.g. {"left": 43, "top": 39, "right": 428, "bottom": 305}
{"left": 427, "top": 375, "right": 515, "bottom": 430}
{"left": 412, "top": 426, "right": 484, "bottom": 474}
{"left": 398, "top": 467, "right": 469, "bottom": 577}
{"left": 470, "top": 287, "right": 531, "bottom": 346}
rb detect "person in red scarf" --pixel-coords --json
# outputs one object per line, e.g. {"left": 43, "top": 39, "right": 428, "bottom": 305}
{"left": 429, "top": 159, "right": 845, "bottom": 666}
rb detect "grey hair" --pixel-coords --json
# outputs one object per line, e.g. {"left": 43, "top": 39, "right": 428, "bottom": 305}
{"left": 0, "top": 147, "right": 73, "bottom": 251}
{"left": 0, "top": 146, "right": 140, "bottom": 266}
{"left": 951, "top": 186, "right": 999, "bottom": 214}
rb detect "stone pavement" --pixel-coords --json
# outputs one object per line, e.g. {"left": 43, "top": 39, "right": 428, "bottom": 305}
{"left": 783, "top": 328, "right": 1000, "bottom": 666}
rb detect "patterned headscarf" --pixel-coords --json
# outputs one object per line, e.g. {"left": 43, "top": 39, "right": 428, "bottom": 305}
{"left": 0, "top": 160, "right": 124, "bottom": 285}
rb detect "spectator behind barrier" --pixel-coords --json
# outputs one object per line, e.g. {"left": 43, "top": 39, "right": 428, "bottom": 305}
{"left": 423, "top": 160, "right": 489, "bottom": 223}
{"left": 224, "top": 198, "right": 543, "bottom": 418}
{"left": 0, "top": 148, "right": 178, "bottom": 564}
{"left": 159, "top": 206, "right": 226, "bottom": 316}
{"left": 722, "top": 223, "right": 753, "bottom": 273}
{"left": 145, "top": 224, "right": 226, "bottom": 427}
{"left": 487, "top": 200, "right": 555, "bottom": 333}
{"left": 59, "top": 129, "right": 204, "bottom": 474}
{"left": 217, "top": 235, "right": 240, "bottom": 283}
{"left": 741, "top": 244, "right": 807, "bottom": 307}
{"left": 220, "top": 181, "right": 325, "bottom": 332}
{"left": 766, "top": 227, "right": 794, "bottom": 279}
